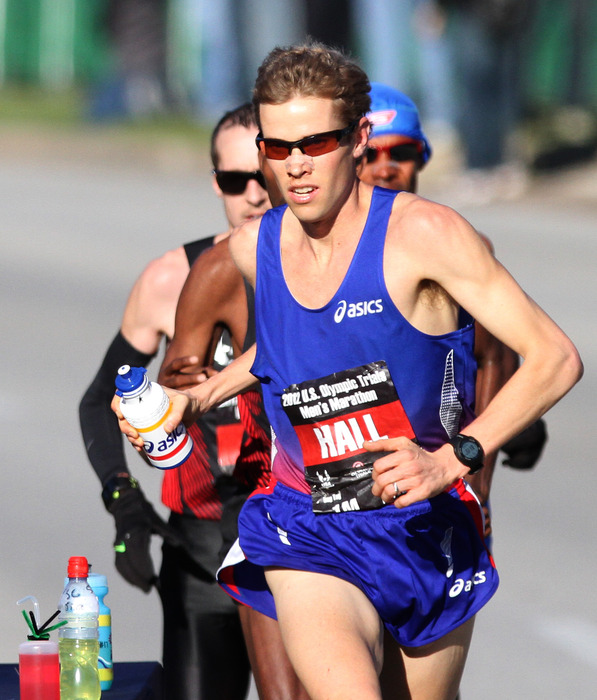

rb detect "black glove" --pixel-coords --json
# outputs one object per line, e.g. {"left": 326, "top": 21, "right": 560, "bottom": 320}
{"left": 501, "top": 418, "right": 548, "bottom": 470}
{"left": 102, "top": 476, "right": 185, "bottom": 593}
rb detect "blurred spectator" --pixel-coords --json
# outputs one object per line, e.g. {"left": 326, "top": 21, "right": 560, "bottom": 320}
{"left": 436, "top": 0, "right": 532, "bottom": 203}
{"left": 411, "top": 1, "right": 457, "bottom": 139}
{"left": 90, "top": 0, "right": 172, "bottom": 120}
{"left": 189, "top": 0, "right": 246, "bottom": 121}
{"left": 351, "top": 0, "right": 458, "bottom": 176}
{"left": 179, "top": 0, "right": 305, "bottom": 122}
{"left": 350, "top": 0, "right": 417, "bottom": 101}
{"left": 523, "top": 0, "right": 597, "bottom": 170}
{"left": 305, "top": 0, "right": 351, "bottom": 52}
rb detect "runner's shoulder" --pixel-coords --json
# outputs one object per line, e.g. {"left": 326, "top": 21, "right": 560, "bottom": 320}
{"left": 127, "top": 245, "right": 189, "bottom": 308}
{"left": 141, "top": 245, "right": 189, "bottom": 290}
{"left": 229, "top": 217, "right": 262, "bottom": 279}
{"left": 390, "top": 193, "right": 478, "bottom": 252}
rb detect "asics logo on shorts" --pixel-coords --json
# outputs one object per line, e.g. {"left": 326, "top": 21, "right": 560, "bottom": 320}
{"left": 334, "top": 298, "right": 383, "bottom": 323}
{"left": 449, "top": 571, "right": 487, "bottom": 598}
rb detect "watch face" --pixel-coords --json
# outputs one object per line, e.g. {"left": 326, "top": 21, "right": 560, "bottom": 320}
{"left": 461, "top": 441, "right": 480, "bottom": 460}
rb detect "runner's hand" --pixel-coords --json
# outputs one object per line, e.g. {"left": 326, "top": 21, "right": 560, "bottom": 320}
{"left": 367, "top": 437, "right": 465, "bottom": 507}
{"left": 501, "top": 418, "right": 547, "bottom": 470}
{"left": 111, "top": 393, "right": 144, "bottom": 451}
{"left": 159, "top": 355, "right": 217, "bottom": 390}
{"left": 111, "top": 388, "right": 196, "bottom": 449}
{"left": 106, "top": 481, "right": 184, "bottom": 592}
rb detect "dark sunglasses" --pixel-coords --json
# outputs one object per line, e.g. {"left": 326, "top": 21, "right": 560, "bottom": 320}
{"left": 255, "top": 122, "right": 358, "bottom": 160}
{"left": 213, "top": 169, "right": 266, "bottom": 195}
{"left": 365, "top": 143, "right": 422, "bottom": 164}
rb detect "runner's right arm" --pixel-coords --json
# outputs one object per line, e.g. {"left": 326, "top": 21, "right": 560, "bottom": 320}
{"left": 80, "top": 248, "right": 189, "bottom": 591}
{"left": 158, "top": 238, "right": 249, "bottom": 389}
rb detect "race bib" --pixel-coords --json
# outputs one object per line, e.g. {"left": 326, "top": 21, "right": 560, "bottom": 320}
{"left": 281, "top": 361, "right": 416, "bottom": 513}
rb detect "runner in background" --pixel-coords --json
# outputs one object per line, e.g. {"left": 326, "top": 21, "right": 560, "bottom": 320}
{"left": 358, "top": 82, "right": 548, "bottom": 539}
{"left": 158, "top": 156, "right": 310, "bottom": 700}
{"left": 79, "top": 102, "right": 269, "bottom": 700}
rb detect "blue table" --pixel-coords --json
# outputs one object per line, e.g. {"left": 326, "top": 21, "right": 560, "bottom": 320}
{"left": 0, "top": 661, "right": 163, "bottom": 699}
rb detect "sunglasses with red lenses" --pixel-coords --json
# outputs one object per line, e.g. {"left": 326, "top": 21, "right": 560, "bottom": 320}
{"left": 213, "top": 169, "right": 267, "bottom": 195}
{"left": 365, "top": 142, "right": 422, "bottom": 164}
{"left": 256, "top": 122, "right": 358, "bottom": 160}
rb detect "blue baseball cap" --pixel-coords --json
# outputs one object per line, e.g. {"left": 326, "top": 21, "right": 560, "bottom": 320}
{"left": 367, "top": 82, "right": 432, "bottom": 166}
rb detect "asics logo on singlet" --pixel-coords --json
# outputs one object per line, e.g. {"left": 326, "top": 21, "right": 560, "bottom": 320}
{"left": 334, "top": 298, "right": 383, "bottom": 323}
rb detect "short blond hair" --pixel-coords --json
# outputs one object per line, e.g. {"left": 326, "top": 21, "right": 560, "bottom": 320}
{"left": 253, "top": 42, "right": 371, "bottom": 128}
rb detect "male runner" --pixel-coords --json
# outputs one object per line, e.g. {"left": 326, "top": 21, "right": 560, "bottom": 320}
{"left": 158, "top": 169, "right": 310, "bottom": 700}
{"left": 357, "top": 82, "right": 547, "bottom": 533}
{"left": 118, "top": 44, "right": 582, "bottom": 699}
{"left": 80, "top": 103, "right": 269, "bottom": 700}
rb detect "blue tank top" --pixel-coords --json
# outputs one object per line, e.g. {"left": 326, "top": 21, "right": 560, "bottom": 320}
{"left": 252, "top": 187, "right": 477, "bottom": 496}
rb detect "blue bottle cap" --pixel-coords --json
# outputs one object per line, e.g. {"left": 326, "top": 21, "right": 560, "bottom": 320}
{"left": 88, "top": 573, "right": 108, "bottom": 589}
{"left": 115, "top": 365, "right": 148, "bottom": 396}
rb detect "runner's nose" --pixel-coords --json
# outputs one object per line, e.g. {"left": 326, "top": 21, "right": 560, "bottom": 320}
{"left": 286, "top": 150, "right": 314, "bottom": 177}
{"left": 371, "top": 160, "right": 399, "bottom": 182}
{"left": 245, "top": 177, "right": 268, "bottom": 207}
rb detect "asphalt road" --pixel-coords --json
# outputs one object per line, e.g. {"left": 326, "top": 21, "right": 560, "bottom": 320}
{"left": 1, "top": 127, "right": 596, "bottom": 699}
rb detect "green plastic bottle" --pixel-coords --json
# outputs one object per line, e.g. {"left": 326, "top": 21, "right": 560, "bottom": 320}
{"left": 58, "top": 557, "right": 101, "bottom": 700}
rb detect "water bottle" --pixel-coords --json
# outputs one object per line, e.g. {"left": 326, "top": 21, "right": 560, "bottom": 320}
{"left": 115, "top": 364, "right": 193, "bottom": 469}
{"left": 19, "top": 639, "right": 60, "bottom": 700}
{"left": 58, "top": 556, "right": 101, "bottom": 700}
{"left": 88, "top": 573, "right": 113, "bottom": 691}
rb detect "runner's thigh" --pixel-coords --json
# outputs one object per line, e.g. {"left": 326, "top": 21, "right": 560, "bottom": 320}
{"left": 381, "top": 617, "right": 475, "bottom": 700}
{"left": 265, "top": 568, "right": 384, "bottom": 700}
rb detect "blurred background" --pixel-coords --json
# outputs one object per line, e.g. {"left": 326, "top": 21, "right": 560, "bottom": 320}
{"left": 1, "top": 1, "right": 596, "bottom": 698}
{"left": 1, "top": 0, "right": 596, "bottom": 180}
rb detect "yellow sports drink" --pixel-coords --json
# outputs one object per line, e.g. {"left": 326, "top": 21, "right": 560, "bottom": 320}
{"left": 59, "top": 638, "right": 101, "bottom": 700}
{"left": 58, "top": 556, "right": 100, "bottom": 700}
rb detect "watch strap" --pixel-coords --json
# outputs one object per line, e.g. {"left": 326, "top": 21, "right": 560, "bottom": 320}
{"left": 449, "top": 434, "right": 485, "bottom": 474}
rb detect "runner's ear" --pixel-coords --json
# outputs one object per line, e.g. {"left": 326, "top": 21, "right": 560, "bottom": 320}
{"left": 212, "top": 172, "right": 224, "bottom": 199}
{"left": 353, "top": 117, "right": 371, "bottom": 160}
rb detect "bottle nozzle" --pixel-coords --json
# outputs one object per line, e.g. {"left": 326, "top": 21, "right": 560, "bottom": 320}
{"left": 17, "top": 596, "right": 40, "bottom": 628}
{"left": 18, "top": 597, "right": 66, "bottom": 640}
{"left": 115, "top": 365, "right": 148, "bottom": 395}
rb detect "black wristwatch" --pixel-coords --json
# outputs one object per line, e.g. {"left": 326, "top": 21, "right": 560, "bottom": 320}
{"left": 101, "top": 474, "right": 140, "bottom": 510}
{"left": 449, "top": 434, "right": 485, "bottom": 474}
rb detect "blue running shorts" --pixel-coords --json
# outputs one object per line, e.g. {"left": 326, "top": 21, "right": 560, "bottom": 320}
{"left": 218, "top": 479, "right": 498, "bottom": 647}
